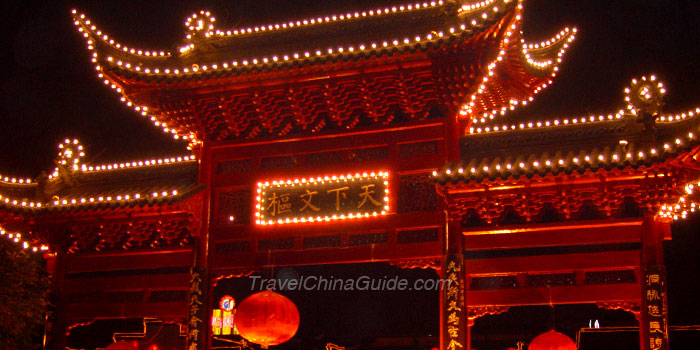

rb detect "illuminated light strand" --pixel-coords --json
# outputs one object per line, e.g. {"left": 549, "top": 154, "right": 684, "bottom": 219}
{"left": 43, "top": 139, "right": 196, "bottom": 180}
{"left": 658, "top": 181, "right": 700, "bottom": 221}
{"left": 0, "top": 227, "right": 50, "bottom": 253}
{"left": 465, "top": 23, "right": 577, "bottom": 123}
{"left": 53, "top": 190, "right": 180, "bottom": 207}
{"left": 471, "top": 105, "right": 700, "bottom": 134}
{"left": 70, "top": 9, "right": 171, "bottom": 57}
{"left": 88, "top": 17, "right": 486, "bottom": 75}
{"left": 433, "top": 125, "right": 699, "bottom": 179}
{"left": 624, "top": 75, "right": 665, "bottom": 116}
{"left": 180, "top": 10, "right": 217, "bottom": 53}
{"left": 0, "top": 189, "right": 182, "bottom": 210}
{"left": 71, "top": 1, "right": 512, "bottom": 147}
{"left": 470, "top": 76, "right": 680, "bottom": 134}
{"left": 191, "top": 1, "right": 445, "bottom": 42}
{"left": 0, "top": 175, "right": 32, "bottom": 184}
{"left": 57, "top": 138, "right": 84, "bottom": 169}
{"left": 47, "top": 138, "right": 85, "bottom": 179}
{"left": 72, "top": 18, "right": 198, "bottom": 145}
{"left": 0, "top": 139, "right": 189, "bottom": 209}
{"left": 459, "top": 2, "right": 522, "bottom": 119}
{"left": 72, "top": 0, "right": 511, "bottom": 78}
{"left": 254, "top": 171, "right": 390, "bottom": 226}
{"left": 520, "top": 28, "right": 575, "bottom": 70}
{"left": 0, "top": 193, "right": 43, "bottom": 209}
{"left": 82, "top": 155, "right": 196, "bottom": 173}
{"left": 657, "top": 106, "right": 700, "bottom": 123}
{"left": 470, "top": 111, "right": 625, "bottom": 134}
{"left": 659, "top": 183, "right": 699, "bottom": 221}
{"left": 459, "top": 0, "right": 499, "bottom": 13}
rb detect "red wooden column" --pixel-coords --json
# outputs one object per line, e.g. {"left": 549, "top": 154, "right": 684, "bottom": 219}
{"left": 639, "top": 215, "right": 670, "bottom": 350}
{"left": 186, "top": 143, "right": 214, "bottom": 350}
{"left": 45, "top": 250, "right": 67, "bottom": 350}
{"left": 441, "top": 211, "right": 468, "bottom": 350}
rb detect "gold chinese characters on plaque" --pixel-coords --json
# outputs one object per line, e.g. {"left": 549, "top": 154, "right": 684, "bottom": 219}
{"left": 255, "top": 171, "right": 389, "bottom": 225}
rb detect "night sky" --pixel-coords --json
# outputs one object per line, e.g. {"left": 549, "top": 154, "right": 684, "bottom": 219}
{"left": 3, "top": 0, "right": 700, "bottom": 348}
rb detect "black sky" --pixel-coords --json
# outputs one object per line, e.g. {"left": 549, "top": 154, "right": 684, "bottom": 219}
{"left": 2, "top": 0, "right": 700, "bottom": 346}
{"left": 2, "top": 0, "right": 700, "bottom": 175}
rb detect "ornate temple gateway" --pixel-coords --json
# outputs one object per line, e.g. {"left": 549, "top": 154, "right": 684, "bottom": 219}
{"left": 2, "top": 0, "right": 698, "bottom": 349}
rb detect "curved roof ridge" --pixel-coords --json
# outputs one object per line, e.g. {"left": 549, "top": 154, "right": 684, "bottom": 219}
{"left": 70, "top": 10, "right": 173, "bottom": 58}
{"left": 81, "top": 154, "right": 196, "bottom": 173}
{"left": 0, "top": 190, "right": 42, "bottom": 209}
{"left": 471, "top": 77, "right": 697, "bottom": 135}
{"left": 463, "top": 23, "right": 577, "bottom": 123}
{"left": 520, "top": 27, "right": 577, "bottom": 72}
{"left": 72, "top": 0, "right": 513, "bottom": 76}
{"left": 0, "top": 173, "right": 34, "bottom": 185}
{"left": 72, "top": 1, "right": 451, "bottom": 60}
{"left": 72, "top": 0, "right": 519, "bottom": 145}
{"left": 658, "top": 105, "right": 700, "bottom": 123}
{"left": 470, "top": 109, "right": 626, "bottom": 135}
{"left": 0, "top": 226, "right": 49, "bottom": 253}
{"left": 183, "top": 1, "right": 448, "bottom": 45}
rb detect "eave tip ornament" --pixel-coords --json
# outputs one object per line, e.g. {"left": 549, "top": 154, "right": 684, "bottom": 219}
{"left": 625, "top": 75, "right": 665, "bottom": 122}
{"left": 180, "top": 10, "right": 217, "bottom": 55}
{"left": 57, "top": 138, "right": 85, "bottom": 172}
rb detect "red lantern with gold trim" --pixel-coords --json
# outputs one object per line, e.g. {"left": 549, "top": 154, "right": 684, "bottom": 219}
{"left": 234, "top": 291, "right": 300, "bottom": 348}
{"left": 528, "top": 330, "right": 576, "bottom": 350}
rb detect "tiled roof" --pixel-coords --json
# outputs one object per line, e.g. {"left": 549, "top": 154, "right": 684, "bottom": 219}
{"left": 0, "top": 159, "right": 202, "bottom": 215}
{"left": 47, "top": 160, "right": 203, "bottom": 212}
{"left": 435, "top": 113, "right": 700, "bottom": 183}
{"left": 73, "top": 0, "right": 515, "bottom": 80}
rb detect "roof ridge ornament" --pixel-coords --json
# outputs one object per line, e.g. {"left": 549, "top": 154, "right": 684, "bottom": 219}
{"left": 180, "top": 10, "right": 217, "bottom": 55}
{"left": 55, "top": 138, "right": 84, "bottom": 186}
{"left": 624, "top": 75, "right": 665, "bottom": 131}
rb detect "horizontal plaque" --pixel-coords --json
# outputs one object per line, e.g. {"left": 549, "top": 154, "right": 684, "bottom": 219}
{"left": 255, "top": 171, "right": 389, "bottom": 225}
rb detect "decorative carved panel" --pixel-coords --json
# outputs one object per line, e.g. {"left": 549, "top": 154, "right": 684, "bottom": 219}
{"left": 470, "top": 276, "right": 519, "bottom": 290}
{"left": 67, "top": 217, "right": 194, "bottom": 253}
{"left": 597, "top": 301, "right": 641, "bottom": 315}
{"left": 303, "top": 235, "right": 342, "bottom": 249}
{"left": 348, "top": 232, "right": 388, "bottom": 246}
{"left": 448, "top": 178, "right": 675, "bottom": 228}
{"left": 258, "top": 238, "right": 295, "bottom": 251}
{"left": 397, "top": 228, "right": 439, "bottom": 243}
{"left": 260, "top": 155, "right": 299, "bottom": 170}
{"left": 468, "top": 306, "right": 510, "bottom": 320}
{"left": 585, "top": 270, "right": 637, "bottom": 285}
{"left": 304, "top": 146, "right": 389, "bottom": 168}
{"left": 398, "top": 174, "right": 438, "bottom": 213}
{"left": 214, "top": 241, "right": 251, "bottom": 254}
{"left": 217, "top": 189, "right": 251, "bottom": 225}
{"left": 526, "top": 273, "right": 577, "bottom": 287}
{"left": 398, "top": 140, "right": 438, "bottom": 158}
{"left": 68, "top": 291, "right": 143, "bottom": 303}
{"left": 216, "top": 159, "right": 252, "bottom": 174}
{"left": 389, "top": 258, "right": 440, "bottom": 270}
{"left": 148, "top": 290, "right": 187, "bottom": 303}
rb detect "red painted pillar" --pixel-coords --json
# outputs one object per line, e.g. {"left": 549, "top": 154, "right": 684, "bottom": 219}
{"left": 186, "top": 142, "right": 214, "bottom": 350}
{"left": 639, "top": 215, "right": 670, "bottom": 350}
{"left": 441, "top": 211, "right": 468, "bottom": 350}
{"left": 45, "top": 251, "right": 67, "bottom": 350}
{"left": 445, "top": 112, "right": 462, "bottom": 164}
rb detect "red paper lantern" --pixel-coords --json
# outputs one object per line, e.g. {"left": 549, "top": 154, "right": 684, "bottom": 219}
{"left": 528, "top": 330, "right": 576, "bottom": 350}
{"left": 234, "top": 291, "right": 300, "bottom": 348}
